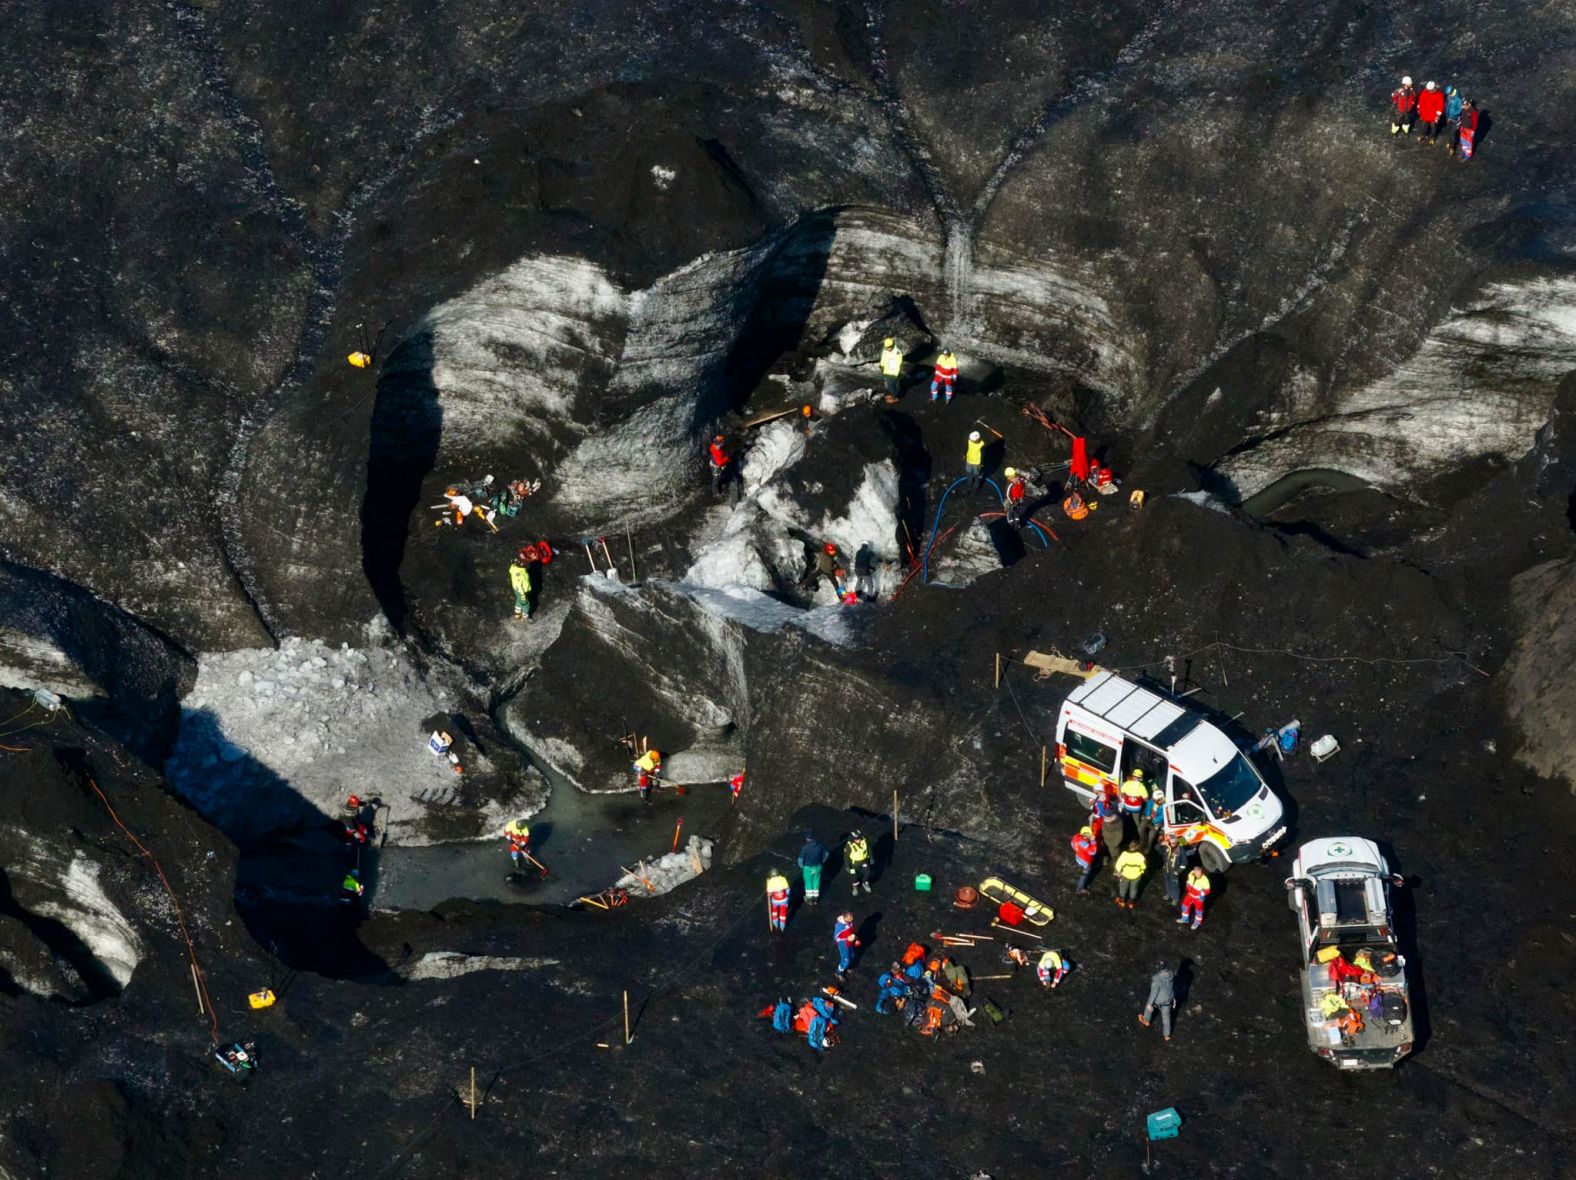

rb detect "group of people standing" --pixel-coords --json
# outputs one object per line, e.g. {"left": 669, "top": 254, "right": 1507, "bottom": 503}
{"left": 1071, "top": 769, "right": 1214, "bottom": 929}
{"left": 1389, "top": 76, "right": 1480, "bottom": 159}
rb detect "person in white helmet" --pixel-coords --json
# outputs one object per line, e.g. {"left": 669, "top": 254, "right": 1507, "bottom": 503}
{"left": 1390, "top": 76, "right": 1418, "bottom": 136}
{"left": 964, "top": 429, "right": 986, "bottom": 492}
{"left": 1416, "top": 80, "right": 1446, "bottom": 145}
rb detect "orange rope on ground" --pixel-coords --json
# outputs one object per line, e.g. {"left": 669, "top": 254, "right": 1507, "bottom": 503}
{"left": 0, "top": 743, "right": 30, "bottom": 752}
{"left": 86, "top": 776, "right": 220, "bottom": 1046}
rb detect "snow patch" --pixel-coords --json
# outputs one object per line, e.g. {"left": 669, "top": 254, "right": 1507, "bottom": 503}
{"left": 402, "top": 952, "right": 561, "bottom": 981}
{"left": 1220, "top": 277, "right": 1576, "bottom": 498}
{"left": 650, "top": 164, "right": 677, "bottom": 190}
{"left": 31, "top": 856, "right": 142, "bottom": 989}
{"left": 674, "top": 582, "right": 856, "bottom": 646}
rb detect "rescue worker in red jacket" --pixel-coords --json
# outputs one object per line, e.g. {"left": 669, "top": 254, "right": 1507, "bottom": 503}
{"left": 930, "top": 348, "right": 959, "bottom": 404}
{"left": 1003, "top": 467, "right": 1028, "bottom": 526}
{"left": 1071, "top": 824, "right": 1100, "bottom": 894}
{"left": 1177, "top": 865, "right": 1211, "bottom": 929}
{"left": 1416, "top": 81, "right": 1445, "bottom": 145}
{"left": 1389, "top": 76, "right": 1418, "bottom": 136}
{"left": 707, "top": 434, "right": 732, "bottom": 497}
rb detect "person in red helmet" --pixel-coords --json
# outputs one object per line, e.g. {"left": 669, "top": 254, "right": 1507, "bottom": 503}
{"left": 804, "top": 541, "right": 842, "bottom": 594}
{"left": 1389, "top": 76, "right": 1418, "bottom": 136}
{"left": 341, "top": 794, "right": 369, "bottom": 844}
{"left": 707, "top": 433, "right": 733, "bottom": 497}
{"left": 1416, "top": 81, "right": 1445, "bottom": 146}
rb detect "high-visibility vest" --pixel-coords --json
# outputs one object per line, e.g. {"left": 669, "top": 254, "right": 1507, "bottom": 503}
{"left": 509, "top": 563, "right": 531, "bottom": 595}
{"left": 880, "top": 347, "right": 903, "bottom": 377}
{"left": 934, "top": 353, "right": 958, "bottom": 380}
{"left": 1115, "top": 851, "right": 1147, "bottom": 880}
{"left": 766, "top": 873, "right": 789, "bottom": 894}
{"left": 965, "top": 438, "right": 984, "bottom": 465}
{"left": 847, "top": 837, "right": 870, "bottom": 865}
{"left": 1038, "top": 950, "right": 1064, "bottom": 973}
{"left": 635, "top": 750, "right": 661, "bottom": 773}
{"left": 1119, "top": 777, "right": 1149, "bottom": 809}
{"left": 1185, "top": 872, "right": 1211, "bottom": 898}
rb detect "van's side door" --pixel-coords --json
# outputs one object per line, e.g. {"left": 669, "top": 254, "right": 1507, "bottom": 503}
{"left": 1165, "top": 775, "right": 1211, "bottom": 831}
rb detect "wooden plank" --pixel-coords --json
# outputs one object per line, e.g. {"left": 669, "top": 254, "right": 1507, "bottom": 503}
{"left": 1023, "top": 650, "right": 1100, "bottom": 680}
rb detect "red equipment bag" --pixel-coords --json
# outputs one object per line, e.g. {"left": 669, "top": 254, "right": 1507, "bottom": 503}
{"left": 998, "top": 902, "right": 1026, "bottom": 927}
{"left": 1070, "top": 436, "right": 1091, "bottom": 482}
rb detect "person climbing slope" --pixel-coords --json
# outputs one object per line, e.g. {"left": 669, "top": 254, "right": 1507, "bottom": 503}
{"left": 931, "top": 347, "right": 958, "bottom": 403}
{"left": 707, "top": 433, "right": 732, "bottom": 497}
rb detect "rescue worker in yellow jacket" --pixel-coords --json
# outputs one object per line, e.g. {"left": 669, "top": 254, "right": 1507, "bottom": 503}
{"left": 509, "top": 558, "right": 533, "bottom": 621}
{"left": 633, "top": 748, "right": 662, "bottom": 801}
{"left": 879, "top": 337, "right": 904, "bottom": 400}
{"left": 965, "top": 431, "right": 985, "bottom": 490}
{"left": 845, "top": 830, "right": 873, "bottom": 896}
{"left": 1113, "top": 841, "right": 1148, "bottom": 910}
{"left": 766, "top": 870, "right": 791, "bottom": 932}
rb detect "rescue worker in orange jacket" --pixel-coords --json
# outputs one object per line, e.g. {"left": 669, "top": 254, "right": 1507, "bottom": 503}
{"left": 931, "top": 348, "right": 958, "bottom": 403}
{"left": 1071, "top": 824, "right": 1100, "bottom": 893}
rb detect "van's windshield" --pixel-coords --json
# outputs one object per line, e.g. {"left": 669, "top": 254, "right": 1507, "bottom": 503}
{"left": 1196, "top": 754, "right": 1263, "bottom": 818}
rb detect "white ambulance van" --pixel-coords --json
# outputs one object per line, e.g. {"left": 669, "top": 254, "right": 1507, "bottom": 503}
{"left": 1055, "top": 670, "right": 1286, "bottom": 872}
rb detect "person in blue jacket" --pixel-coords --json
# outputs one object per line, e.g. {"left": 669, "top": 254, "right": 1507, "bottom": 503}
{"left": 807, "top": 995, "right": 838, "bottom": 1051}
{"left": 875, "top": 964, "right": 911, "bottom": 1014}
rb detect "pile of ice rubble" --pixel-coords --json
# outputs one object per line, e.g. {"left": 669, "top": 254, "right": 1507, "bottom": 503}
{"left": 614, "top": 835, "right": 714, "bottom": 897}
{"left": 163, "top": 623, "right": 509, "bottom": 845}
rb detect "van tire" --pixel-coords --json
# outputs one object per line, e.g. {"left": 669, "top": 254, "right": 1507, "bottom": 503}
{"left": 1199, "top": 843, "right": 1230, "bottom": 875}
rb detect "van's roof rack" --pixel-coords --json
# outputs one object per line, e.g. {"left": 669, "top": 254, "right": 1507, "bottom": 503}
{"left": 1067, "top": 670, "right": 1202, "bottom": 746}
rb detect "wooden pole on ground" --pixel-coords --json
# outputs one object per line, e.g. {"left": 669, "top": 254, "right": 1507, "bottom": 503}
{"left": 973, "top": 974, "right": 1014, "bottom": 981}
{"left": 191, "top": 964, "right": 204, "bottom": 1016}
{"left": 623, "top": 991, "right": 632, "bottom": 1045}
{"left": 470, "top": 1067, "right": 477, "bottom": 1120}
{"left": 991, "top": 919, "right": 1044, "bottom": 939}
{"left": 671, "top": 818, "right": 683, "bottom": 853}
{"left": 994, "top": 652, "right": 1002, "bottom": 689}
{"left": 627, "top": 527, "right": 637, "bottom": 583}
{"left": 892, "top": 790, "right": 899, "bottom": 842}
{"left": 1040, "top": 744, "right": 1048, "bottom": 787}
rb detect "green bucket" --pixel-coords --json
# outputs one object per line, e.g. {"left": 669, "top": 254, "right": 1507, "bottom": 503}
{"left": 914, "top": 873, "right": 933, "bottom": 892}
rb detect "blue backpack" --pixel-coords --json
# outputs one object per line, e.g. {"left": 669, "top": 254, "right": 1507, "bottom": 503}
{"left": 771, "top": 999, "right": 793, "bottom": 1033}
